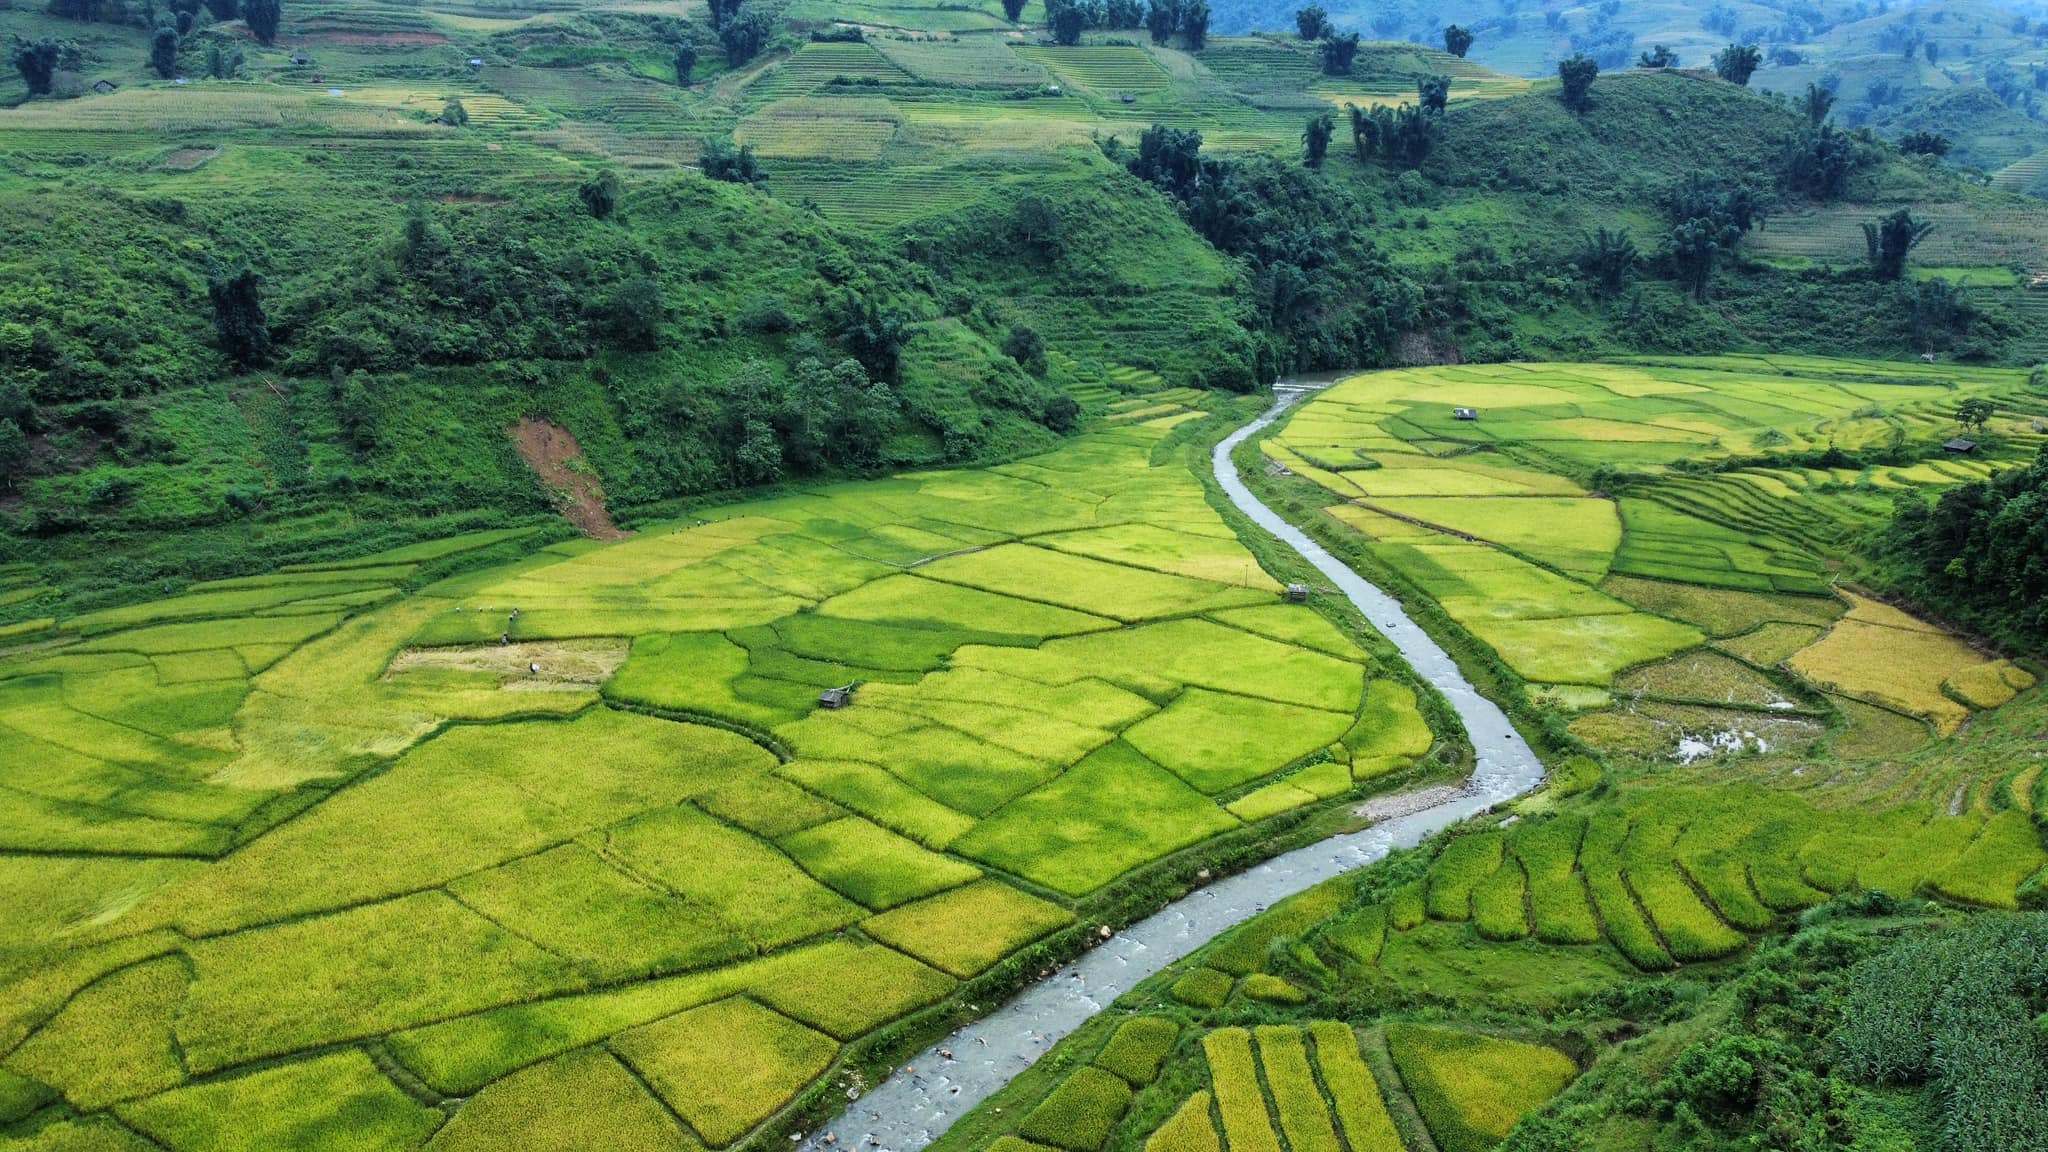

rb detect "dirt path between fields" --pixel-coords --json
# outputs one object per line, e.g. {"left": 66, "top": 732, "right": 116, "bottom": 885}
{"left": 805, "top": 383, "right": 1547, "bottom": 1152}
{"left": 509, "top": 418, "right": 627, "bottom": 540}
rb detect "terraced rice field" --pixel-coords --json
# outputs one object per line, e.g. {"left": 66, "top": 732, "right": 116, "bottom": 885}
{"left": 1746, "top": 201, "right": 2048, "bottom": 276}
{"left": 1011, "top": 46, "right": 1173, "bottom": 96}
{"left": 1268, "top": 357, "right": 2040, "bottom": 761}
{"left": 0, "top": 417, "right": 1442, "bottom": 1148}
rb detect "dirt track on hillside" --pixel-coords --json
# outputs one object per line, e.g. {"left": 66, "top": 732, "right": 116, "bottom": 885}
{"left": 509, "top": 418, "right": 627, "bottom": 540}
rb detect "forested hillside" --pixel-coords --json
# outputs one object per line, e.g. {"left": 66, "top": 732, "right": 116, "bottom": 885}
{"left": 2, "top": 0, "right": 2043, "bottom": 613}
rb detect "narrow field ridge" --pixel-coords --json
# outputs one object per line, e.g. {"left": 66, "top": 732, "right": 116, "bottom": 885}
{"left": 803, "top": 384, "right": 1546, "bottom": 1152}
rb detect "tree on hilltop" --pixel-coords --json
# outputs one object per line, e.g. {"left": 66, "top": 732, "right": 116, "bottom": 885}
{"left": 1319, "top": 32, "right": 1358, "bottom": 75}
{"left": 243, "top": 0, "right": 280, "bottom": 45}
{"left": 1558, "top": 54, "right": 1597, "bottom": 112}
{"left": 673, "top": 42, "right": 696, "bottom": 85}
{"left": 1714, "top": 42, "right": 1761, "bottom": 86}
{"left": 1181, "top": 0, "right": 1209, "bottom": 49}
{"left": 1295, "top": 5, "right": 1328, "bottom": 40}
{"left": 1443, "top": 24, "right": 1473, "bottom": 58}
{"left": 1145, "top": 0, "right": 1177, "bottom": 45}
{"left": 1639, "top": 44, "right": 1678, "bottom": 68}
{"left": 1050, "top": 0, "right": 1085, "bottom": 45}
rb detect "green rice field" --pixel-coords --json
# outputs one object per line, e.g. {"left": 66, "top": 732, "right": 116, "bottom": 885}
{"left": 942, "top": 671, "right": 2048, "bottom": 1152}
{"left": 1269, "top": 356, "right": 2046, "bottom": 759}
{"left": 0, "top": 411, "right": 1447, "bottom": 1149}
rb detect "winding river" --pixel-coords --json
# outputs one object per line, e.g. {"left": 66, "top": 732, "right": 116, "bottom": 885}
{"left": 804, "top": 384, "right": 1547, "bottom": 1152}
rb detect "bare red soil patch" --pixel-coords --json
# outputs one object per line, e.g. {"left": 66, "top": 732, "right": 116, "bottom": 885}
{"left": 510, "top": 418, "right": 627, "bottom": 540}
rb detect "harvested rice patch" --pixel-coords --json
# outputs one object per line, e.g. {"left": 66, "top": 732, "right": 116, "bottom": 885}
{"left": 611, "top": 997, "right": 837, "bottom": 1148}
{"left": 1384, "top": 1026, "right": 1578, "bottom": 1152}
{"left": 860, "top": 881, "right": 1072, "bottom": 978}
{"left": 387, "top": 638, "right": 630, "bottom": 686}
{"left": 1713, "top": 623, "right": 1824, "bottom": 668}
{"left": 1613, "top": 651, "right": 1798, "bottom": 709}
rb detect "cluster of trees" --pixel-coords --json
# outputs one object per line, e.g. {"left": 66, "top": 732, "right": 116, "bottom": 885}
{"left": 1117, "top": 124, "right": 1420, "bottom": 376}
{"left": 1347, "top": 79, "right": 1445, "bottom": 170}
{"left": 711, "top": 353, "right": 903, "bottom": 485}
{"left": 1665, "top": 172, "right": 1764, "bottom": 302}
{"left": 705, "top": 0, "right": 771, "bottom": 67}
{"left": 1038, "top": 0, "right": 1145, "bottom": 43}
{"left": 1134, "top": 0, "right": 1209, "bottom": 50}
{"left": 15, "top": 0, "right": 279, "bottom": 88}
{"left": 699, "top": 136, "right": 766, "bottom": 185}
{"left": 1861, "top": 207, "right": 1932, "bottom": 281}
{"left": 1877, "top": 441, "right": 2048, "bottom": 652}
{"left": 1503, "top": 901, "right": 2048, "bottom": 1152}
{"left": 1712, "top": 42, "right": 1761, "bottom": 87}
